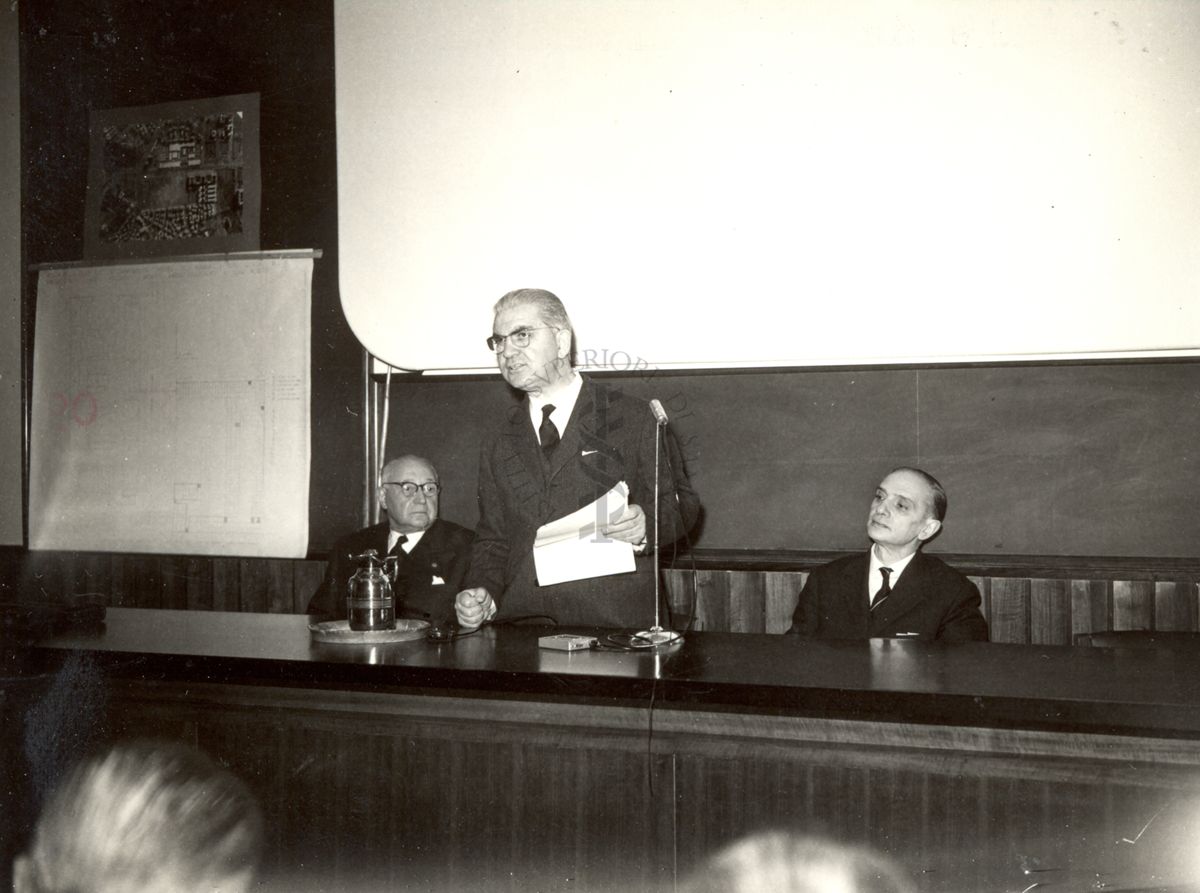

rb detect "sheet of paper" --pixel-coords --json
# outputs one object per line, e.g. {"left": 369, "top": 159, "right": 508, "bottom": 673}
{"left": 29, "top": 257, "right": 312, "bottom": 557}
{"left": 533, "top": 481, "right": 635, "bottom": 586}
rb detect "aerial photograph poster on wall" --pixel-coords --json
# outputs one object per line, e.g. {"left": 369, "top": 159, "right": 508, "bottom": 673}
{"left": 83, "top": 92, "right": 261, "bottom": 259}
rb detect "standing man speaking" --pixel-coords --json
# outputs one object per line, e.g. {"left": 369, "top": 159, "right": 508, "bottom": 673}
{"left": 455, "top": 289, "right": 699, "bottom": 629}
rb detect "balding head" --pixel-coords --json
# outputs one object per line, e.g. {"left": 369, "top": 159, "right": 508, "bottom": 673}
{"left": 378, "top": 454, "right": 440, "bottom": 533}
{"left": 867, "top": 467, "right": 945, "bottom": 559}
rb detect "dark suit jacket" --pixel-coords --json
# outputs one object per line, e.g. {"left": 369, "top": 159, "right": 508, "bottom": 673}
{"left": 465, "top": 376, "right": 700, "bottom": 629}
{"left": 308, "top": 518, "right": 474, "bottom": 623}
{"left": 789, "top": 551, "right": 989, "bottom": 642}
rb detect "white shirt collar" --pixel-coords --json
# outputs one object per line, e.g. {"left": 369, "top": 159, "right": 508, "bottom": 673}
{"left": 528, "top": 371, "right": 583, "bottom": 439}
{"left": 870, "top": 543, "right": 918, "bottom": 582}
{"left": 388, "top": 528, "right": 425, "bottom": 553}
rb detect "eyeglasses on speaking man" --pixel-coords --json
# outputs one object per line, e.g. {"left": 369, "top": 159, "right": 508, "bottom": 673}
{"left": 486, "top": 325, "right": 559, "bottom": 353}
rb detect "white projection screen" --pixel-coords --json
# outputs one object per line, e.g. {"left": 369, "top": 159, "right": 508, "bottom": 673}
{"left": 335, "top": 0, "right": 1200, "bottom": 373}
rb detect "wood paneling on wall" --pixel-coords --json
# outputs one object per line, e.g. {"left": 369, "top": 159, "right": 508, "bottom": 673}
{"left": 662, "top": 570, "right": 1200, "bottom": 643}
{"left": 6, "top": 548, "right": 1198, "bottom": 644}
{"left": 11, "top": 550, "right": 326, "bottom": 615}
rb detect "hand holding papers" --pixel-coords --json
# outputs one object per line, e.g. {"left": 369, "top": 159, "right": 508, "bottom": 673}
{"left": 533, "top": 482, "right": 636, "bottom": 586}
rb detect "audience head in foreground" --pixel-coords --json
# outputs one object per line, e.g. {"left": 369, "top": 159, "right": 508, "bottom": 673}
{"left": 14, "top": 739, "right": 264, "bottom": 893}
{"left": 679, "top": 831, "right": 916, "bottom": 893}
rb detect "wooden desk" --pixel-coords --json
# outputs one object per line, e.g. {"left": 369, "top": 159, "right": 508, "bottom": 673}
{"left": 10, "top": 609, "right": 1200, "bottom": 892}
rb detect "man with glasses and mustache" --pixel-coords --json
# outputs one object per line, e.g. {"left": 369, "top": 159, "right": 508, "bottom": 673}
{"left": 308, "top": 454, "right": 473, "bottom": 625}
{"left": 455, "top": 288, "right": 700, "bottom": 630}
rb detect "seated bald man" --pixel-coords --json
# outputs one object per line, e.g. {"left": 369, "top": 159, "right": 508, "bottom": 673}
{"left": 790, "top": 467, "right": 988, "bottom": 642}
{"left": 308, "top": 454, "right": 473, "bottom": 625}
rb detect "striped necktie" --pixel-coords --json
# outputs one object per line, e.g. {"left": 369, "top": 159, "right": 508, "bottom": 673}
{"left": 871, "top": 566, "right": 892, "bottom": 609}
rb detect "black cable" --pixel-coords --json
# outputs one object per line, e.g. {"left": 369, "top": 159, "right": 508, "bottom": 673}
{"left": 599, "top": 632, "right": 669, "bottom": 651}
{"left": 659, "top": 441, "right": 699, "bottom": 633}
{"left": 647, "top": 667, "right": 658, "bottom": 797}
{"left": 489, "top": 614, "right": 558, "bottom": 626}
{"left": 425, "top": 613, "right": 558, "bottom": 643}
{"left": 424, "top": 624, "right": 480, "bottom": 643}
{"left": 592, "top": 635, "right": 641, "bottom": 652}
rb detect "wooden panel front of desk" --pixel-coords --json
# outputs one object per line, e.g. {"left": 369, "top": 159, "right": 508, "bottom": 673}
{"left": 98, "top": 678, "right": 1200, "bottom": 893}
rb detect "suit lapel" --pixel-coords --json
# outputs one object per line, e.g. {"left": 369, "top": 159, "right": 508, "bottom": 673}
{"left": 833, "top": 555, "right": 872, "bottom": 633}
{"left": 503, "top": 378, "right": 614, "bottom": 522}
{"left": 410, "top": 520, "right": 448, "bottom": 579}
{"left": 503, "top": 401, "right": 547, "bottom": 497}
{"left": 405, "top": 523, "right": 431, "bottom": 570}
{"left": 546, "top": 382, "right": 592, "bottom": 483}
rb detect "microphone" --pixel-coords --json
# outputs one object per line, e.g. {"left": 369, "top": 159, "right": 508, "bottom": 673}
{"left": 634, "top": 397, "right": 682, "bottom": 648}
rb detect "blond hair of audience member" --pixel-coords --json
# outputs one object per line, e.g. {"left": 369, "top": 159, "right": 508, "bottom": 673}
{"left": 680, "top": 831, "right": 916, "bottom": 893}
{"left": 13, "top": 739, "right": 264, "bottom": 893}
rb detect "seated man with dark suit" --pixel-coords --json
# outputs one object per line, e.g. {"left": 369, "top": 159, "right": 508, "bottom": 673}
{"left": 308, "top": 454, "right": 473, "bottom": 624}
{"left": 790, "top": 467, "right": 988, "bottom": 642}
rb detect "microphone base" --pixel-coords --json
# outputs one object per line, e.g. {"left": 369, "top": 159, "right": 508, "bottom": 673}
{"left": 632, "top": 626, "right": 683, "bottom": 647}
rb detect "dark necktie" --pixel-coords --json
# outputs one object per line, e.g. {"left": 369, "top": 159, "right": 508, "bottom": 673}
{"left": 871, "top": 566, "right": 892, "bottom": 609}
{"left": 387, "top": 534, "right": 409, "bottom": 601}
{"left": 539, "top": 404, "right": 560, "bottom": 454}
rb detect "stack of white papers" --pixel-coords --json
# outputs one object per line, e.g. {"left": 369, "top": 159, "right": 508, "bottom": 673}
{"left": 533, "top": 482, "right": 636, "bottom": 586}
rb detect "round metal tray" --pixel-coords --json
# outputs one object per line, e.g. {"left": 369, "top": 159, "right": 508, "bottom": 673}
{"left": 308, "top": 618, "right": 430, "bottom": 644}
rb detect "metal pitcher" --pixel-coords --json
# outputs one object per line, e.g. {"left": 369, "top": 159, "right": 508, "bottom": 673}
{"left": 346, "top": 549, "right": 398, "bottom": 631}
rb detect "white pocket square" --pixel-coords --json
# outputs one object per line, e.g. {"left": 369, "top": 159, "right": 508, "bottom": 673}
{"left": 431, "top": 575, "right": 446, "bottom": 586}
{"left": 581, "top": 449, "right": 598, "bottom": 456}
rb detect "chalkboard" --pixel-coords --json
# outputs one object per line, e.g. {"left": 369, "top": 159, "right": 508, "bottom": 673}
{"left": 383, "top": 360, "right": 1200, "bottom": 558}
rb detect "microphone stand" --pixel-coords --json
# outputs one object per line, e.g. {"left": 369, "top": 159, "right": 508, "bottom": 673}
{"left": 634, "top": 412, "right": 682, "bottom": 648}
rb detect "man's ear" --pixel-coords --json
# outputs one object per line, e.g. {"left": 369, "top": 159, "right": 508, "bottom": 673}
{"left": 555, "top": 327, "right": 572, "bottom": 360}
{"left": 917, "top": 518, "right": 942, "bottom": 542}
